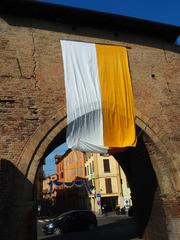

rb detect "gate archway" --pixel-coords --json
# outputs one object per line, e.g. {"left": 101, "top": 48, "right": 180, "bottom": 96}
{"left": 1, "top": 4, "right": 180, "bottom": 239}
{"left": 14, "top": 108, "right": 178, "bottom": 240}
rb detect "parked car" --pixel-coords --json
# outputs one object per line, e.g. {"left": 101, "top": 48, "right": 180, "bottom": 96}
{"left": 42, "top": 210, "right": 97, "bottom": 235}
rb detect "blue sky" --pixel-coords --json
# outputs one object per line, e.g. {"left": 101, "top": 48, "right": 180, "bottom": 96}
{"left": 40, "top": 0, "right": 180, "bottom": 26}
{"left": 43, "top": 143, "right": 67, "bottom": 176}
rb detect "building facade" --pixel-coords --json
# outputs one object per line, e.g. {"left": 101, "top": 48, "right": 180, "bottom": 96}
{"left": 85, "top": 153, "right": 131, "bottom": 213}
{"left": 55, "top": 150, "right": 90, "bottom": 212}
{"left": 55, "top": 150, "right": 86, "bottom": 182}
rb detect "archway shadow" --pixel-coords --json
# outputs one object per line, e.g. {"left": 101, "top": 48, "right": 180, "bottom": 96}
{"left": 112, "top": 127, "right": 158, "bottom": 238}
{"left": 0, "top": 159, "right": 37, "bottom": 240}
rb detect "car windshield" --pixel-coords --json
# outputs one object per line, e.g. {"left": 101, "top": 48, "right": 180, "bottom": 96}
{"left": 53, "top": 210, "right": 90, "bottom": 221}
{"left": 54, "top": 211, "right": 74, "bottom": 221}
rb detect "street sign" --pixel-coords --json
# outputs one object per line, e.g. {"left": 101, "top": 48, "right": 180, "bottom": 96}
{"left": 124, "top": 199, "right": 129, "bottom": 205}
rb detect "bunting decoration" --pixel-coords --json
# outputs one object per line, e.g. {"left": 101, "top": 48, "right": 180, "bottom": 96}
{"left": 61, "top": 40, "right": 136, "bottom": 153}
{"left": 53, "top": 179, "right": 94, "bottom": 194}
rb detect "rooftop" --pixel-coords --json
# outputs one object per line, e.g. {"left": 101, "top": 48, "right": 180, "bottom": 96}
{"left": 55, "top": 149, "right": 72, "bottom": 164}
{"left": 1, "top": 1, "right": 180, "bottom": 42}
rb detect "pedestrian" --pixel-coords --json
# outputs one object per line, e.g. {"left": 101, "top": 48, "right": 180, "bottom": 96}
{"left": 104, "top": 204, "right": 108, "bottom": 216}
{"left": 101, "top": 205, "right": 105, "bottom": 215}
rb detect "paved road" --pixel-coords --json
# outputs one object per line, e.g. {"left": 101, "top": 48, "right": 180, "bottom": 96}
{"left": 37, "top": 213, "right": 140, "bottom": 240}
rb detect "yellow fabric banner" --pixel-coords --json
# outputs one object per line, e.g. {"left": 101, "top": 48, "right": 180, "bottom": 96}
{"left": 96, "top": 44, "right": 136, "bottom": 148}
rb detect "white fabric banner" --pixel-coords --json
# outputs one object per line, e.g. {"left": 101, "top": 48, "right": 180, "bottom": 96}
{"left": 61, "top": 40, "right": 108, "bottom": 153}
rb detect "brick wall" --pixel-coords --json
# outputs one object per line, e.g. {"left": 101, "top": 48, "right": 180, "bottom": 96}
{"left": 0, "top": 14, "right": 180, "bottom": 240}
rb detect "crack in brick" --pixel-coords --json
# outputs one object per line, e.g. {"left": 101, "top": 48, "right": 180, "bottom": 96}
{"left": 1, "top": 57, "right": 32, "bottom": 80}
{"left": 31, "top": 30, "right": 38, "bottom": 88}
{"left": 16, "top": 58, "right": 23, "bottom": 77}
{"left": 163, "top": 49, "right": 173, "bottom": 95}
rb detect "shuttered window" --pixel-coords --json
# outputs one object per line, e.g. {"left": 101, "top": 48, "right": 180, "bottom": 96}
{"left": 85, "top": 167, "right": 87, "bottom": 176}
{"left": 103, "top": 159, "right": 110, "bottom": 172}
{"left": 105, "top": 178, "right": 112, "bottom": 193}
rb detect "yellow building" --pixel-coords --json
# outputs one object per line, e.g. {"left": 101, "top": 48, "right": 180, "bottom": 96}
{"left": 85, "top": 153, "right": 131, "bottom": 213}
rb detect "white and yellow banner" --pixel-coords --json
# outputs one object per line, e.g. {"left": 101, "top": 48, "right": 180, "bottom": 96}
{"left": 61, "top": 40, "right": 136, "bottom": 153}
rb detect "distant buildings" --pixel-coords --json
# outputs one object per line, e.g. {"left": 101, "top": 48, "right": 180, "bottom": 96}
{"left": 55, "top": 150, "right": 86, "bottom": 182}
{"left": 41, "top": 150, "right": 131, "bottom": 214}
{"left": 85, "top": 153, "right": 131, "bottom": 213}
{"left": 42, "top": 173, "right": 57, "bottom": 201}
{"left": 54, "top": 150, "right": 90, "bottom": 213}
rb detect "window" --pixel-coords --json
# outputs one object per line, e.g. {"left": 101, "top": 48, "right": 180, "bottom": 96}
{"left": 85, "top": 167, "right": 87, "bottom": 176}
{"left": 103, "top": 159, "right": 110, "bottom": 172}
{"left": 105, "top": 178, "right": 112, "bottom": 193}
{"left": 89, "top": 162, "right": 92, "bottom": 174}
{"left": 61, "top": 172, "right": 64, "bottom": 178}
{"left": 92, "top": 161, "right": 94, "bottom": 172}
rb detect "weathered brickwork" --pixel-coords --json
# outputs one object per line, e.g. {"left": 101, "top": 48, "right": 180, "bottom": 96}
{"left": 0, "top": 18, "right": 65, "bottom": 162}
{"left": 145, "top": 188, "right": 169, "bottom": 240}
{"left": 0, "top": 14, "right": 180, "bottom": 240}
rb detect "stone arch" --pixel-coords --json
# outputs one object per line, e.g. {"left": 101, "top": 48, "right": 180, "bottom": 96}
{"left": 16, "top": 108, "right": 179, "bottom": 239}
{"left": 133, "top": 115, "right": 180, "bottom": 239}
{"left": 17, "top": 106, "right": 67, "bottom": 183}
{"left": 18, "top": 108, "right": 178, "bottom": 194}
{"left": 135, "top": 114, "right": 177, "bottom": 195}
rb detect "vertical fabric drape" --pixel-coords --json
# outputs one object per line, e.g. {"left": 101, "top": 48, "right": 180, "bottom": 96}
{"left": 61, "top": 40, "right": 136, "bottom": 153}
{"left": 96, "top": 44, "right": 136, "bottom": 148}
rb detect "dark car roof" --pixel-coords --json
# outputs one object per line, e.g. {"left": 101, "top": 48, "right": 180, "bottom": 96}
{"left": 59, "top": 209, "right": 94, "bottom": 216}
{"left": 50, "top": 210, "right": 95, "bottom": 223}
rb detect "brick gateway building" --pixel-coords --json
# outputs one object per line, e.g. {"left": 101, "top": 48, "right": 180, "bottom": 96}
{"left": 0, "top": 2, "right": 180, "bottom": 240}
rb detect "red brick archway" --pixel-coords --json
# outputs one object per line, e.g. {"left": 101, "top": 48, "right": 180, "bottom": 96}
{"left": 19, "top": 109, "right": 176, "bottom": 191}
{"left": 1, "top": 11, "right": 179, "bottom": 239}
{"left": 16, "top": 108, "right": 179, "bottom": 239}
